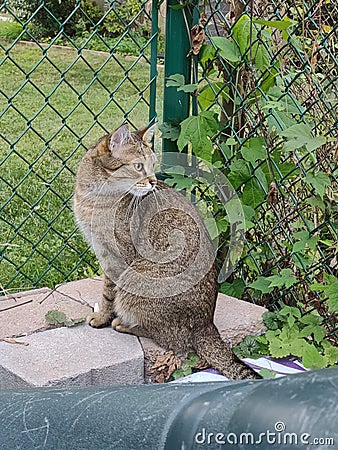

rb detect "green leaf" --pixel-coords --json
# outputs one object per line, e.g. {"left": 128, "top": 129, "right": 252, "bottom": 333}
{"left": 204, "top": 217, "right": 219, "bottom": 240}
{"left": 249, "top": 276, "right": 274, "bottom": 294}
{"left": 219, "top": 279, "right": 246, "bottom": 298}
{"left": 45, "top": 310, "right": 67, "bottom": 325}
{"left": 293, "top": 230, "right": 309, "bottom": 240}
{"left": 288, "top": 338, "right": 312, "bottom": 358}
{"left": 186, "top": 352, "right": 200, "bottom": 366}
{"left": 242, "top": 178, "right": 265, "bottom": 208}
{"left": 177, "top": 111, "right": 218, "bottom": 161}
{"left": 166, "top": 73, "right": 185, "bottom": 87}
{"left": 232, "top": 14, "right": 270, "bottom": 70}
{"left": 165, "top": 165, "right": 185, "bottom": 176}
{"left": 292, "top": 231, "right": 319, "bottom": 253}
{"left": 302, "top": 344, "right": 327, "bottom": 369}
{"left": 234, "top": 335, "right": 262, "bottom": 359}
{"left": 242, "top": 204, "right": 256, "bottom": 229}
{"left": 280, "top": 305, "right": 302, "bottom": 319}
{"left": 268, "top": 337, "right": 291, "bottom": 358}
{"left": 280, "top": 124, "right": 327, "bottom": 153}
{"left": 304, "top": 136, "right": 327, "bottom": 153}
{"left": 262, "top": 311, "right": 281, "bottom": 330}
{"left": 292, "top": 253, "right": 313, "bottom": 270}
{"left": 299, "top": 313, "right": 322, "bottom": 326}
{"left": 253, "top": 18, "right": 293, "bottom": 31}
{"left": 169, "top": 1, "right": 188, "bottom": 10}
{"left": 172, "top": 352, "right": 200, "bottom": 379}
{"left": 226, "top": 137, "right": 237, "bottom": 146}
{"left": 166, "top": 74, "right": 197, "bottom": 93}
{"left": 65, "top": 317, "right": 86, "bottom": 328}
{"left": 211, "top": 36, "right": 241, "bottom": 63}
{"left": 241, "top": 137, "right": 267, "bottom": 162}
{"left": 252, "top": 41, "right": 270, "bottom": 71}
{"left": 305, "top": 171, "right": 331, "bottom": 199}
{"left": 267, "top": 110, "right": 297, "bottom": 133}
{"left": 267, "top": 268, "right": 297, "bottom": 289}
{"left": 311, "top": 274, "right": 338, "bottom": 313}
{"left": 216, "top": 215, "right": 230, "bottom": 233}
{"left": 323, "top": 343, "right": 338, "bottom": 366}
{"left": 259, "top": 368, "right": 276, "bottom": 379}
{"left": 306, "top": 196, "right": 326, "bottom": 210}
{"left": 259, "top": 67, "right": 278, "bottom": 93}
{"left": 232, "top": 14, "right": 251, "bottom": 56}
{"left": 260, "top": 158, "right": 298, "bottom": 184}
{"left": 159, "top": 122, "right": 180, "bottom": 141}
{"left": 164, "top": 174, "right": 194, "bottom": 190}
{"left": 277, "top": 162, "right": 299, "bottom": 180}
{"left": 178, "top": 84, "right": 198, "bottom": 93}
{"left": 267, "top": 326, "right": 309, "bottom": 359}
{"left": 198, "top": 85, "right": 216, "bottom": 110}
{"left": 268, "top": 87, "right": 305, "bottom": 115}
{"left": 198, "top": 82, "right": 229, "bottom": 109}
{"left": 199, "top": 44, "right": 216, "bottom": 69}
{"left": 254, "top": 167, "right": 269, "bottom": 191}
{"left": 227, "top": 160, "right": 251, "bottom": 188}
{"left": 299, "top": 324, "right": 326, "bottom": 344}
{"left": 279, "top": 305, "right": 301, "bottom": 328}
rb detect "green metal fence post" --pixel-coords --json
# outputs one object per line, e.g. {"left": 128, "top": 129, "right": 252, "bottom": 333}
{"left": 149, "top": 0, "right": 159, "bottom": 125}
{"left": 162, "top": 0, "right": 194, "bottom": 168}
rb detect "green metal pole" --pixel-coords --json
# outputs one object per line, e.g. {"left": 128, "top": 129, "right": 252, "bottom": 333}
{"left": 149, "top": 0, "right": 159, "bottom": 125}
{"left": 162, "top": 0, "right": 193, "bottom": 168}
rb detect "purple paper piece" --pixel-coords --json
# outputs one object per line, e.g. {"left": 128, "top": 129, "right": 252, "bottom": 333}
{"left": 265, "top": 355, "right": 306, "bottom": 371}
{"left": 202, "top": 355, "right": 306, "bottom": 378}
{"left": 204, "top": 368, "right": 222, "bottom": 375}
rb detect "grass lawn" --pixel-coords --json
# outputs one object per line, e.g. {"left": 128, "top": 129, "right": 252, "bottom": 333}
{"left": 0, "top": 41, "right": 164, "bottom": 293}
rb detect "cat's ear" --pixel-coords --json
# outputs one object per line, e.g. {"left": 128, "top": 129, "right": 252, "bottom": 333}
{"left": 109, "top": 124, "right": 131, "bottom": 154}
{"left": 135, "top": 124, "right": 156, "bottom": 145}
{"left": 143, "top": 124, "right": 156, "bottom": 145}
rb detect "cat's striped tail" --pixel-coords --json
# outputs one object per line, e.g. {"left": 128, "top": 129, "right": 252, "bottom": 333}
{"left": 192, "top": 324, "right": 260, "bottom": 380}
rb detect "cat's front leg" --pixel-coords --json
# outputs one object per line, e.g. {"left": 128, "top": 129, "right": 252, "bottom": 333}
{"left": 87, "top": 273, "right": 116, "bottom": 327}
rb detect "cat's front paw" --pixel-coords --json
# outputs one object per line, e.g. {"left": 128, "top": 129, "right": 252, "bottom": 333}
{"left": 87, "top": 312, "right": 112, "bottom": 328}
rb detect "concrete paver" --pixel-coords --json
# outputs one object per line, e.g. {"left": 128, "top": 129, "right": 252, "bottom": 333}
{"left": 215, "top": 293, "right": 266, "bottom": 346}
{"left": 0, "top": 325, "right": 143, "bottom": 388}
{"left": 0, "top": 278, "right": 266, "bottom": 387}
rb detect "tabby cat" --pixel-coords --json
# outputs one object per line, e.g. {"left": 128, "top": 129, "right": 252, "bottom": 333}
{"left": 74, "top": 123, "right": 259, "bottom": 380}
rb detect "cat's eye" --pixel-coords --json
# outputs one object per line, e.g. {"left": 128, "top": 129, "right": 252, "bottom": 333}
{"left": 134, "top": 162, "right": 144, "bottom": 171}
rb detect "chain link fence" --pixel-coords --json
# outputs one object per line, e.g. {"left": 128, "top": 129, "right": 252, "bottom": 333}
{"left": 0, "top": 0, "right": 337, "bottom": 343}
{"left": 0, "top": 0, "right": 162, "bottom": 294}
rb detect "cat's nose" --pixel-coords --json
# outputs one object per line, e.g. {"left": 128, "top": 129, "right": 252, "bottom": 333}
{"left": 149, "top": 178, "right": 157, "bottom": 187}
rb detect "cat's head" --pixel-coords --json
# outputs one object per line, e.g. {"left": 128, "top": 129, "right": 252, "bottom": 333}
{"left": 94, "top": 123, "right": 157, "bottom": 197}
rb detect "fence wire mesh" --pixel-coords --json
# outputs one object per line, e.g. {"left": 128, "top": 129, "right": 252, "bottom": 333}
{"left": 0, "top": 0, "right": 161, "bottom": 294}
{"left": 183, "top": 0, "right": 337, "bottom": 340}
{"left": 0, "top": 0, "right": 337, "bottom": 344}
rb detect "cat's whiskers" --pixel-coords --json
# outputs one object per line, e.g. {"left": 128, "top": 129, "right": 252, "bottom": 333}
{"left": 151, "top": 186, "right": 161, "bottom": 213}
{"left": 125, "top": 190, "right": 138, "bottom": 219}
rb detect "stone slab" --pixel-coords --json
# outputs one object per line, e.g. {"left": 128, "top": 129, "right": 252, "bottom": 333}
{"left": 0, "top": 278, "right": 104, "bottom": 339}
{"left": 0, "top": 278, "right": 267, "bottom": 387}
{"left": 54, "top": 277, "right": 103, "bottom": 308}
{"left": 214, "top": 293, "right": 267, "bottom": 346}
{"left": 0, "top": 288, "right": 92, "bottom": 340}
{"left": 0, "top": 325, "right": 144, "bottom": 388}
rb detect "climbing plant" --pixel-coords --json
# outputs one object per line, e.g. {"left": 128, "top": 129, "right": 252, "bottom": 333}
{"left": 160, "top": 0, "right": 337, "bottom": 345}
